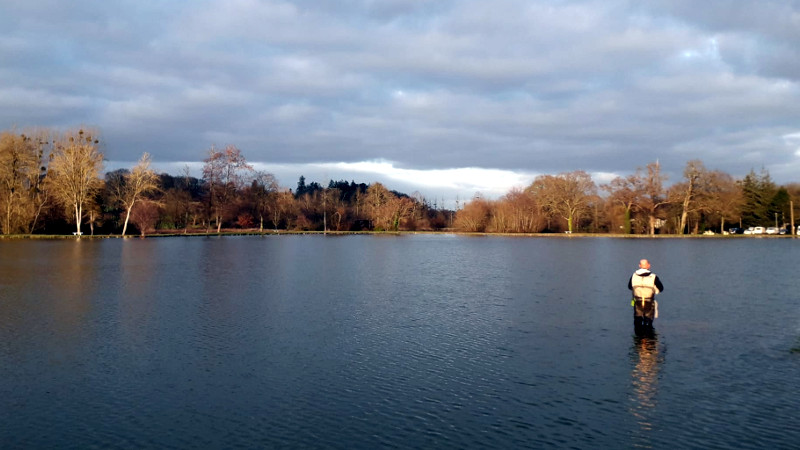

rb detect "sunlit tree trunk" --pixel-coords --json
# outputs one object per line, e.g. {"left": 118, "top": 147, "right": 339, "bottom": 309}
{"left": 88, "top": 209, "right": 96, "bottom": 236}
{"left": 623, "top": 208, "right": 631, "bottom": 234}
{"left": 118, "top": 153, "right": 160, "bottom": 236}
{"left": 74, "top": 204, "right": 82, "bottom": 235}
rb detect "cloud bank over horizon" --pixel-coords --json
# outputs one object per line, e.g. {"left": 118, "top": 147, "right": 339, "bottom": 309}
{"left": 3, "top": 0, "right": 800, "bottom": 201}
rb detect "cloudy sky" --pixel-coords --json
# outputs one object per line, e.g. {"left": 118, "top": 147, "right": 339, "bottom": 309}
{"left": 2, "top": 0, "right": 800, "bottom": 204}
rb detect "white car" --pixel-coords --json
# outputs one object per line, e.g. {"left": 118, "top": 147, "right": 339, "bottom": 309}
{"left": 765, "top": 227, "right": 779, "bottom": 235}
{"left": 752, "top": 226, "right": 765, "bottom": 234}
{"left": 744, "top": 227, "right": 754, "bottom": 235}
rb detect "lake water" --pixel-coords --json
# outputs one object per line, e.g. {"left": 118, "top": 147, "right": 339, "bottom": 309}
{"left": 1, "top": 235, "right": 799, "bottom": 449}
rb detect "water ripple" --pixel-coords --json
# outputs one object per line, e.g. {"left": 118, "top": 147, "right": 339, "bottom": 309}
{"left": 1, "top": 237, "right": 799, "bottom": 448}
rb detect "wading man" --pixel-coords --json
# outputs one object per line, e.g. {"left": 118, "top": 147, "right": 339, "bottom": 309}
{"left": 628, "top": 259, "right": 664, "bottom": 329}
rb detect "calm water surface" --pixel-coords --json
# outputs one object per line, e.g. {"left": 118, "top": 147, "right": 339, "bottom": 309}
{"left": 0, "top": 235, "right": 799, "bottom": 449}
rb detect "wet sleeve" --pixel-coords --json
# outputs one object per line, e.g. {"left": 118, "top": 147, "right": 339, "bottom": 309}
{"left": 655, "top": 276, "right": 664, "bottom": 293}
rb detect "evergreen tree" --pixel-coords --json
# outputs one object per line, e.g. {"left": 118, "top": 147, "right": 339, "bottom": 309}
{"left": 769, "top": 187, "right": 791, "bottom": 227}
{"left": 738, "top": 169, "right": 776, "bottom": 226}
{"left": 295, "top": 175, "right": 307, "bottom": 198}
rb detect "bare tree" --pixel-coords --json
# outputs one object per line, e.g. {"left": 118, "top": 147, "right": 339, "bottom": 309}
{"left": 455, "top": 195, "right": 492, "bottom": 232}
{"left": 699, "top": 170, "right": 742, "bottom": 232}
{"left": 673, "top": 160, "right": 707, "bottom": 234}
{"left": 46, "top": 129, "right": 104, "bottom": 236}
{"left": 26, "top": 133, "right": 52, "bottom": 234}
{"left": 250, "top": 171, "right": 278, "bottom": 232}
{"left": 507, "top": 188, "right": 545, "bottom": 232}
{"left": 360, "top": 182, "right": 414, "bottom": 231}
{"left": 272, "top": 189, "right": 296, "bottom": 230}
{"left": 321, "top": 187, "right": 343, "bottom": 232}
{"left": 0, "top": 131, "right": 40, "bottom": 234}
{"left": 86, "top": 201, "right": 102, "bottom": 236}
{"left": 365, "top": 182, "right": 392, "bottom": 230}
{"left": 527, "top": 170, "right": 596, "bottom": 233}
{"left": 114, "top": 153, "right": 160, "bottom": 236}
{"left": 637, "top": 161, "right": 669, "bottom": 236}
{"left": 604, "top": 174, "right": 641, "bottom": 234}
{"left": 161, "top": 187, "right": 191, "bottom": 230}
{"left": 0, "top": 130, "right": 51, "bottom": 234}
{"left": 484, "top": 189, "right": 543, "bottom": 233}
{"left": 128, "top": 199, "right": 161, "bottom": 236}
{"left": 364, "top": 182, "right": 390, "bottom": 230}
{"left": 202, "top": 145, "right": 253, "bottom": 232}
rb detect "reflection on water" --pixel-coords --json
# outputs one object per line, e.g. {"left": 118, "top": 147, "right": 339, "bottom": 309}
{"left": 46, "top": 240, "right": 101, "bottom": 363}
{"left": 629, "top": 330, "right": 662, "bottom": 447}
{"left": 119, "top": 239, "right": 159, "bottom": 347}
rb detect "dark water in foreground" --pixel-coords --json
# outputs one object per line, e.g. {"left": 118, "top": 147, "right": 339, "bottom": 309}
{"left": 0, "top": 235, "right": 798, "bottom": 449}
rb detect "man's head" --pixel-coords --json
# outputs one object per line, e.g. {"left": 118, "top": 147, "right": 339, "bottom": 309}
{"left": 639, "top": 259, "right": 651, "bottom": 270}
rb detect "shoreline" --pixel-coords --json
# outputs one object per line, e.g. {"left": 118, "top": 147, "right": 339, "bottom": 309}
{"left": 1, "top": 230, "right": 796, "bottom": 240}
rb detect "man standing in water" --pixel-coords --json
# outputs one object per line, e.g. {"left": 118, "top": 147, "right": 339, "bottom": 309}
{"left": 628, "top": 259, "right": 664, "bottom": 329}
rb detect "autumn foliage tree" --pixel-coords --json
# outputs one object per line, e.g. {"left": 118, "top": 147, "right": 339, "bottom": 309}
{"left": 46, "top": 129, "right": 104, "bottom": 236}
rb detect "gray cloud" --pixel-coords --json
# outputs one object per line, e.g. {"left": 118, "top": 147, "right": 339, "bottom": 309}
{"left": 2, "top": 0, "right": 800, "bottom": 199}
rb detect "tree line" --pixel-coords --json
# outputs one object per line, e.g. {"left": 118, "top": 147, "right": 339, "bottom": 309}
{"left": 0, "top": 127, "right": 452, "bottom": 236}
{"left": 1, "top": 126, "right": 797, "bottom": 236}
{"left": 454, "top": 161, "right": 800, "bottom": 235}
